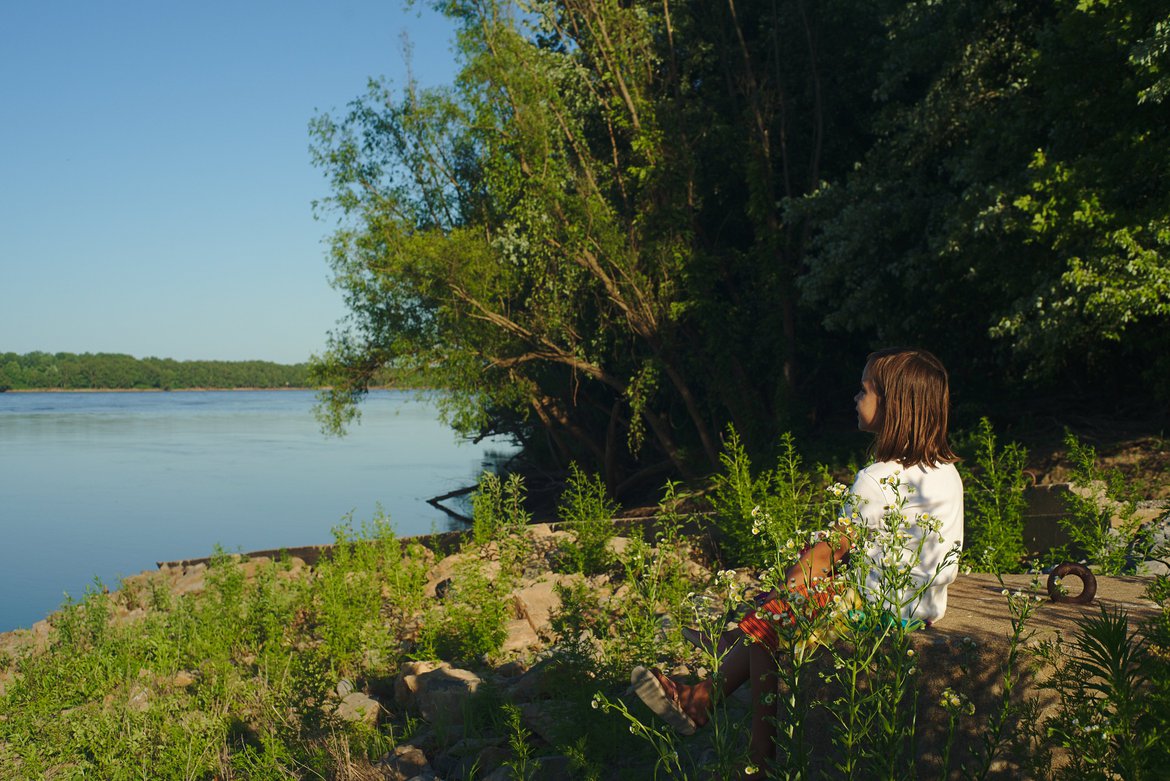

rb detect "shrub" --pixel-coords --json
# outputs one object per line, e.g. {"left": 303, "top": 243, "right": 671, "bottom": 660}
{"left": 1059, "top": 432, "right": 1152, "bottom": 574}
{"left": 957, "top": 417, "right": 1030, "bottom": 573}
{"left": 711, "top": 428, "right": 829, "bottom": 569}
{"left": 416, "top": 558, "right": 510, "bottom": 662}
{"left": 557, "top": 463, "right": 619, "bottom": 575}
{"left": 472, "top": 471, "right": 533, "bottom": 574}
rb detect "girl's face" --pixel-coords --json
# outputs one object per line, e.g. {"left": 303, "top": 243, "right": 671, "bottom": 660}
{"left": 855, "top": 366, "right": 881, "bottom": 433}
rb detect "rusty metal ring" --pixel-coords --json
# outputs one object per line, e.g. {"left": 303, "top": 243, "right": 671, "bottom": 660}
{"left": 1047, "top": 562, "right": 1097, "bottom": 605}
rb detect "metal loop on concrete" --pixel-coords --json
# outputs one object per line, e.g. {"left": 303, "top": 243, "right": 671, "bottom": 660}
{"left": 1047, "top": 562, "right": 1097, "bottom": 605}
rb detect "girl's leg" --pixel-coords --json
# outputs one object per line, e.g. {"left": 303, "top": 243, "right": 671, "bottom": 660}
{"left": 746, "top": 641, "right": 779, "bottom": 777}
{"left": 675, "top": 640, "right": 777, "bottom": 778}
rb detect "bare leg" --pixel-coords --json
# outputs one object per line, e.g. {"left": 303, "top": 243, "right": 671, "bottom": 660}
{"left": 747, "top": 641, "right": 779, "bottom": 777}
{"left": 675, "top": 638, "right": 777, "bottom": 779}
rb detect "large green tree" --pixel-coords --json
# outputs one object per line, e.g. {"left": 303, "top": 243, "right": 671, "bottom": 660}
{"left": 310, "top": 0, "right": 874, "bottom": 488}
{"left": 797, "top": 0, "right": 1170, "bottom": 393}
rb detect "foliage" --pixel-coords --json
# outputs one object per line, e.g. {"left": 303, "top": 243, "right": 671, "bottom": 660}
{"left": 1037, "top": 605, "right": 1166, "bottom": 779}
{"left": 415, "top": 557, "right": 511, "bottom": 664}
{"left": 556, "top": 463, "right": 620, "bottom": 575}
{"left": 3, "top": 430, "right": 1167, "bottom": 777}
{"left": 711, "top": 428, "right": 832, "bottom": 569}
{"left": 957, "top": 418, "right": 1031, "bottom": 573}
{"left": 798, "top": 0, "right": 1170, "bottom": 394}
{"left": 471, "top": 470, "right": 533, "bottom": 575}
{"left": 0, "top": 350, "right": 312, "bottom": 390}
{"left": 315, "top": 512, "right": 429, "bottom": 673}
{"left": 308, "top": 0, "right": 892, "bottom": 482}
{"left": 1059, "top": 431, "right": 1153, "bottom": 574}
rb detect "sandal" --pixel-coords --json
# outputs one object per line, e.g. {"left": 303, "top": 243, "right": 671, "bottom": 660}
{"left": 630, "top": 666, "right": 697, "bottom": 736}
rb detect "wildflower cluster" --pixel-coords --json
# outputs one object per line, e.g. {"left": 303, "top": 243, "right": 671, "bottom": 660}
{"left": 939, "top": 687, "right": 975, "bottom": 716}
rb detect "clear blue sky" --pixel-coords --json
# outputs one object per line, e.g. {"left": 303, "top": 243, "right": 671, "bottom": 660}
{"left": 0, "top": 1, "right": 460, "bottom": 364}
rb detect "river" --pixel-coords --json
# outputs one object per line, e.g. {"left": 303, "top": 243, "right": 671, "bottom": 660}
{"left": 0, "top": 390, "right": 513, "bottom": 632}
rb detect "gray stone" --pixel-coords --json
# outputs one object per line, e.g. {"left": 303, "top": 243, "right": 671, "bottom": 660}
{"left": 396, "top": 662, "right": 483, "bottom": 725}
{"left": 519, "top": 700, "right": 577, "bottom": 746}
{"left": 1137, "top": 560, "right": 1169, "bottom": 577}
{"left": 335, "top": 691, "right": 384, "bottom": 727}
{"left": 379, "top": 744, "right": 432, "bottom": 781}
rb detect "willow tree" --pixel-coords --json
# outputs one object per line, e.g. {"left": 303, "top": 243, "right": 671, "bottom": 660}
{"left": 310, "top": 0, "right": 862, "bottom": 488}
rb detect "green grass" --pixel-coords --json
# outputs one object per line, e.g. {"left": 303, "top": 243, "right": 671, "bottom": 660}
{"left": 2, "top": 435, "right": 1167, "bottom": 779}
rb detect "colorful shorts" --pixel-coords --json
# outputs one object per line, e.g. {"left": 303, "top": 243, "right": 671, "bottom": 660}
{"left": 737, "top": 582, "right": 851, "bottom": 653}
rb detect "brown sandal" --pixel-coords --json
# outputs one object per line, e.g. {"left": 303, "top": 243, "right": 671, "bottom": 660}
{"left": 630, "top": 666, "right": 697, "bottom": 735}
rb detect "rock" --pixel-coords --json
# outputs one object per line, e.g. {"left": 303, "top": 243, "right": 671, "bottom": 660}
{"left": 335, "top": 691, "right": 384, "bottom": 727}
{"left": 504, "top": 660, "right": 548, "bottom": 703}
{"left": 435, "top": 736, "right": 506, "bottom": 778}
{"left": 110, "top": 607, "right": 147, "bottom": 627}
{"left": 425, "top": 553, "right": 501, "bottom": 599}
{"left": 475, "top": 745, "right": 510, "bottom": 775}
{"left": 519, "top": 700, "right": 577, "bottom": 746}
{"left": 379, "top": 744, "right": 432, "bottom": 781}
{"left": 396, "top": 662, "right": 484, "bottom": 725}
{"left": 395, "top": 661, "right": 444, "bottom": 708}
{"left": 336, "top": 678, "right": 355, "bottom": 698}
{"left": 171, "top": 567, "right": 206, "bottom": 596}
{"left": 172, "top": 671, "right": 196, "bottom": 688}
{"left": 512, "top": 574, "right": 585, "bottom": 630}
{"left": 481, "top": 764, "right": 513, "bottom": 781}
{"left": 1137, "top": 560, "right": 1169, "bottom": 577}
{"left": 501, "top": 618, "right": 542, "bottom": 654}
{"left": 126, "top": 683, "right": 150, "bottom": 713}
{"left": 495, "top": 659, "right": 529, "bottom": 678}
{"left": 606, "top": 536, "right": 633, "bottom": 557}
{"left": 533, "top": 755, "right": 573, "bottom": 780}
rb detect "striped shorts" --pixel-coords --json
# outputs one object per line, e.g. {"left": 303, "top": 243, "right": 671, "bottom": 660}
{"left": 737, "top": 582, "right": 852, "bottom": 653}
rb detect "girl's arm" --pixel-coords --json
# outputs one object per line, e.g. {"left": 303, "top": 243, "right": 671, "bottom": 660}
{"left": 783, "top": 530, "right": 853, "bottom": 594}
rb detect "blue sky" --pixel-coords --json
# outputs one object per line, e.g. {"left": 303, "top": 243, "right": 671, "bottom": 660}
{"left": 0, "top": 1, "right": 460, "bottom": 364}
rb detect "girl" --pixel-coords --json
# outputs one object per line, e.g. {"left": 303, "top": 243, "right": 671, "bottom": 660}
{"left": 631, "top": 347, "right": 964, "bottom": 779}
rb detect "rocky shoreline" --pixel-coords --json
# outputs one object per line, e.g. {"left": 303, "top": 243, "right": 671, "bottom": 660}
{"left": 2, "top": 509, "right": 1164, "bottom": 779}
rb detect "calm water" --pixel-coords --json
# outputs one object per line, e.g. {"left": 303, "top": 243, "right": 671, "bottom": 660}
{"left": 0, "top": 390, "right": 514, "bottom": 632}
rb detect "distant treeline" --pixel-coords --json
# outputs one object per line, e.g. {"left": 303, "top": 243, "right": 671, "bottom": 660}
{"left": 0, "top": 352, "right": 311, "bottom": 391}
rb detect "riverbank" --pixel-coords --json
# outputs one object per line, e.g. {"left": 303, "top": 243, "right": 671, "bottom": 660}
{"left": 1, "top": 508, "right": 1165, "bottom": 779}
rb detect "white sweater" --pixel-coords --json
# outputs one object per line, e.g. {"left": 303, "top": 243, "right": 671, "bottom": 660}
{"left": 848, "top": 460, "right": 964, "bottom": 623}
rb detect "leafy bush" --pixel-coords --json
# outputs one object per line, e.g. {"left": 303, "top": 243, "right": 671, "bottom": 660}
{"left": 314, "top": 512, "right": 423, "bottom": 673}
{"left": 472, "top": 471, "right": 533, "bottom": 574}
{"left": 957, "top": 417, "right": 1030, "bottom": 573}
{"left": 416, "top": 558, "right": 510, "bottom": 662}
{"left": 557, "top": 463, "right": 619, "bottom": 575}
{"left": 711, "top": 428, "right": 829, "bottom": 569}
{"left": 1037, "top": 605, "right": 1166, "bottom": 778}
{"left": 1059, "top": 432, "right": 1153, "bottom": 574}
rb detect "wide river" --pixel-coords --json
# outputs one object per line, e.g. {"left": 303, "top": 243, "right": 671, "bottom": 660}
{"left": 0, "top": 390, "right": 514, "bottom": 632}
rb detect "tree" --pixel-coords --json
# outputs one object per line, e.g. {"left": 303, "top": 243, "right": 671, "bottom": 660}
{"left": 310, "top": 0, "right": 882, "bottom": 487}
{"left": 797, "top": 0, "right": 1170, "bottom": 393}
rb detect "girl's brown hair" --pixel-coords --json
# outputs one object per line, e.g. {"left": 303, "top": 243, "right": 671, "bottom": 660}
{"left": 865, "top": 347, "right": 958, "bottom": 467}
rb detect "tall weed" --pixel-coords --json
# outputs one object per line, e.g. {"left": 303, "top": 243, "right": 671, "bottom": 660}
{"left": 1059, "top": 432, "right": 1152, "bottom": 574}
{"left": 957, "top": 418, "right": 1030, "bottom": 573}
{"left": 711, "top": 428, "right": 829, "bottom": 569}
{"left": 472, "top": 471, "right": 533, "bottom": 574}
{"left": 1037, "top": 606, "right": 1163, "bottom": 779}
{"left": 415, "top": 557, "right": 510, "bottom": 662}
{"left": 557, "top": 462, "right": 619, "bottom": 575}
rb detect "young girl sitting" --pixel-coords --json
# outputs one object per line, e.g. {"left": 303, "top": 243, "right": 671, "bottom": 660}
{"left": 631, "top": 347, "right": 964, "bottom": 779}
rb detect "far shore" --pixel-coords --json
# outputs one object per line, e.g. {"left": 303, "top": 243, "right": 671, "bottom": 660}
{"left": 2, "top": 385, "right": 423, "bottom": 393}
{"left": 3, "top": 386, "right": 315, "bottom": 393}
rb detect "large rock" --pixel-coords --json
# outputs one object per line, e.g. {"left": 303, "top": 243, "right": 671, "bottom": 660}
{"left": 379, "top": 744, "right": 433, "bottom": 781}
{"left": 396, "top": 661, "right": 484, "bottom": 725}
{"left": 512, "top": 573, "right": 587, "bottom": 631}
{"left": 424, "top": 553, "right": 502, "bottom": 599}
{"left": 334, "top": 691, "right": 385, "bottom": 728}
